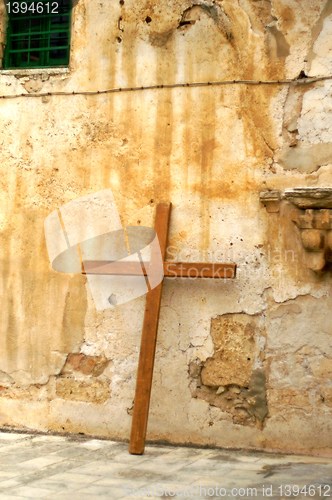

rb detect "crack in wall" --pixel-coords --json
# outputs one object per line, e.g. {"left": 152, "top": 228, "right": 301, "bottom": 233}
{"left": 177, "top": 2, "right": 232, "bottom": 39}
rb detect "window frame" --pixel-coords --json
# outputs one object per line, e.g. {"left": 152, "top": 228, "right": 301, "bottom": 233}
{"left": 3, "top": 0, "right": 72, "bottom": 70}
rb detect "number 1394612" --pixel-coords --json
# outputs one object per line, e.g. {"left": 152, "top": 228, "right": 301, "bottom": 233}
{"left": 6, "top": 2, "right": 59, "bottom": 14}
{"left": 278, "top": 484, "right": 331, "bottom": 497}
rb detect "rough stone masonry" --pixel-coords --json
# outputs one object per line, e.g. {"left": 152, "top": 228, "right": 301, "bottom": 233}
{"left": 0, "top": 0, "right": 331, "bottom": 456}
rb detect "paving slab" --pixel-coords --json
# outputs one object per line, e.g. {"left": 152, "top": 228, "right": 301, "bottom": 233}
{"left": 0, "top": 431, "right": 330, "bottom": 499}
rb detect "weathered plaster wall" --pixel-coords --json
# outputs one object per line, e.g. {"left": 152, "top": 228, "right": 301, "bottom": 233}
{"left": 0, "top": 0, "right": 331, "bottom": 456}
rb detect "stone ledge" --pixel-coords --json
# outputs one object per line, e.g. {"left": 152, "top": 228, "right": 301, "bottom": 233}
{"left": 284, "top": 188, "right": 332, "bottom": 209}
{"left": 260, "top": 188, "right": 332, "bottom": 211}
{"left": 259, "top": 190, "right": 281, "bottom": 212}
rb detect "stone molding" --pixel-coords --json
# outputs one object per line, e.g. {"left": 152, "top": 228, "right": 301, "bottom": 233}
{"left": 260, "top": 188, "right": 332, "bottom": 272}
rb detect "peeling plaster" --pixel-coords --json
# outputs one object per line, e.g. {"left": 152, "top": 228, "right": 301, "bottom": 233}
{"left": 189, "top": 313, "right": 268, "bottom": 428}
{"left": 307, "top": 0, "right": 332, "bottom": 76}
{"left": 278, "top": 142, "right": 332, "bottom": 172}
{"left": 178, "top": 2, "right": 232, "bottom": 39}
{"left": 0, "top": 0, "right": 331, "bottom": 455}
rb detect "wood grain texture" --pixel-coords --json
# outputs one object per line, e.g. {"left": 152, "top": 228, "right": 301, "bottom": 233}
{"left": 129, "top": 202, "right": 171, "bottom": 455}
{"left": 83, "top": 261, "right": 236, "bottom": 279}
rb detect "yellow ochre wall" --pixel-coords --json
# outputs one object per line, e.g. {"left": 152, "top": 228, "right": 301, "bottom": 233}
{"left": 0, "top": 0, "right": 331, "bottom": 455}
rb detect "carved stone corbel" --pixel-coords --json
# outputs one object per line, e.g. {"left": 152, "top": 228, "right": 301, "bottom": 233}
{"left": 292, "top": 208, "right": 332, "bottom": 272}
{"left": 260, "top": 188, "right": 332, "bottom": 273}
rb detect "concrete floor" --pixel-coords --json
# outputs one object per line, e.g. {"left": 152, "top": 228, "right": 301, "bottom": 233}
{"left": 0, "top": 431, "right": 331, "bottom": 499}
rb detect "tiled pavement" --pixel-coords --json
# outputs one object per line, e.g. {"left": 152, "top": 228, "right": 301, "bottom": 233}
{"left": 0, "top": 431, "right": 331, "bottom": 499}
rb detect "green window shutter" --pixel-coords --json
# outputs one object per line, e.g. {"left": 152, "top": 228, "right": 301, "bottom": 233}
{"left": 3, "top": 0, "right": 72, "bottom": 69}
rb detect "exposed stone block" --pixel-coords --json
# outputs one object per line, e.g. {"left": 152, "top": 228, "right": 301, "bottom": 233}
{"left": 56, "top": 377, "right": 110, "bottom": 403}
{"left": 309, "top": 358, "right": 332, "bottom": 379}
{"left": 268, "top": 389, "right": 312, "bottom": 410}
{"left": 191, "top": 314, "right": 267, "bottom": 428}
{"left": 61, "top": 354, "right": 109, "bottom": 377}
{"left": 193, "top": 369, "right": 268, "bottom": 428}
{"left": 201, "top": 314, "right": 259, "bottom": 388}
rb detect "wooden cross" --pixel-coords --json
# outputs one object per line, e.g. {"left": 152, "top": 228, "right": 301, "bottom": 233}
{"left": 82, "top": 202, "right": 236, "bottom": 454}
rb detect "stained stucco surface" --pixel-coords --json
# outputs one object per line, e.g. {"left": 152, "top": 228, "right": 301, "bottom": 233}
{"left": 0, "top": 0, "right": 331, "bottom": 455}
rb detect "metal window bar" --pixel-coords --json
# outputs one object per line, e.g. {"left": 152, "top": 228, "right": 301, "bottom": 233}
{"left": 3, "top": 0, "right": 72, "bottom": 69}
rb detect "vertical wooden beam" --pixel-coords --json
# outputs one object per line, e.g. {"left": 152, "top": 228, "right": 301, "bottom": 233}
{"left": 129, "top": 203, "right": 172, "bottom": 455}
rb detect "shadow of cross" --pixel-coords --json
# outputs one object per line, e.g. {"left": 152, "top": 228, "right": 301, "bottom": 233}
{"left": 82, "top": 202, "right": 236, "bottom": 454}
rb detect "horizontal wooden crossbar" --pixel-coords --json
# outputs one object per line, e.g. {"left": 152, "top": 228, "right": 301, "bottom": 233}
{"left": 82, "top": 260, "right": 236, "bottom": 279}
